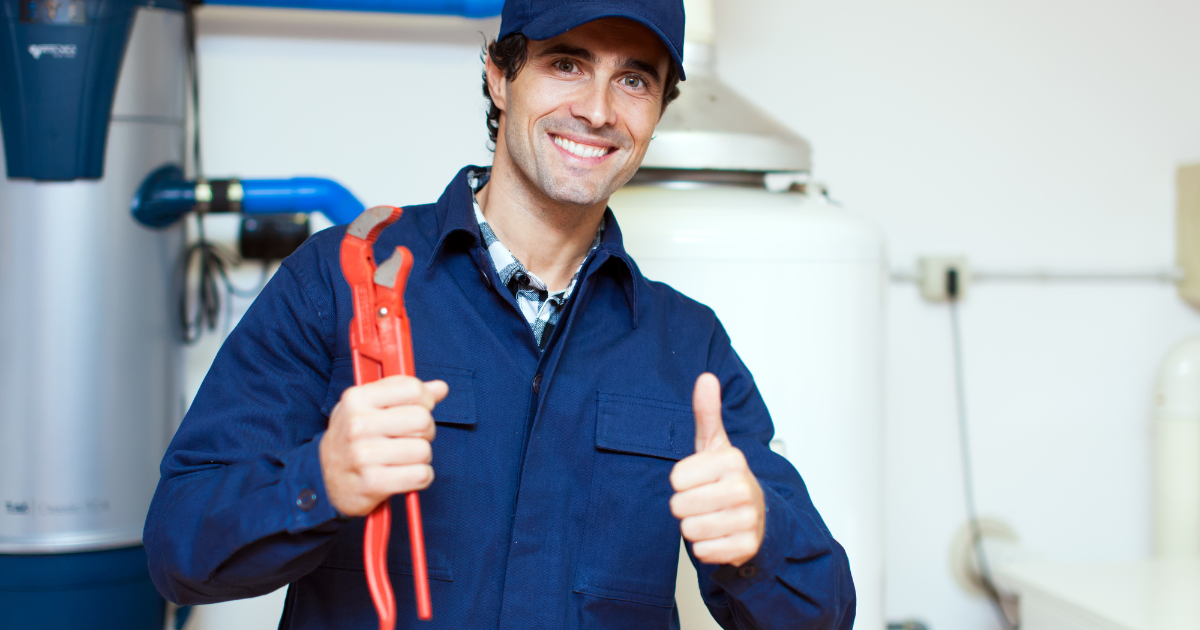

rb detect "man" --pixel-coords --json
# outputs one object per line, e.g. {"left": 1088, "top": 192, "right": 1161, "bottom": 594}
{"left": 144, "top": 0, "right": 856, "bottom": 628}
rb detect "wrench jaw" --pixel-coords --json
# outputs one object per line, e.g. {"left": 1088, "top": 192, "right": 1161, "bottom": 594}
{"left": 374, "top": 247, "right": 414, "bottom": 293}
{"left": 373, "top": 247, "right": 417, "bottom": 380}
{"left": 347, "top": 205, "right": 403, "bottom": 242}
{"left": 340, "top": 206, "right": 406, "bottom": 381}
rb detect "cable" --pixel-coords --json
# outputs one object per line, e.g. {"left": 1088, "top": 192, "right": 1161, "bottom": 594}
{"left": 176, "top": 213, "right": 269, "bottom": 344}
{"left": 175, "top": 1, "right": 269, "bottom": 344}
{"left": 184, "top": 0, "right": 202, "bottom": 178}
{"left": 947, "top": 269, "right": 1019, "bottom": 630}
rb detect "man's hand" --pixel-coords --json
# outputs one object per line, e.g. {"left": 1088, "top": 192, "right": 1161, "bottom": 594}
{"left": 320, "top": 376, "right": 449, "bottom": 517}
{"left": 669, "top": 373, "right": 766, "bottom": 567}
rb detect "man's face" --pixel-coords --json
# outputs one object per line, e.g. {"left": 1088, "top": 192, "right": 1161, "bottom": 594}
{"left": 490, "top": 18, "right": 672, "bottom": 207}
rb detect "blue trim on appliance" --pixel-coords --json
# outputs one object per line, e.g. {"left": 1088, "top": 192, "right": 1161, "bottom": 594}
{"left": 0, "top": 545, "right": 166, "bottom": 629}
{"left": 202, "top": 0, "right": 502, "bottom": 18}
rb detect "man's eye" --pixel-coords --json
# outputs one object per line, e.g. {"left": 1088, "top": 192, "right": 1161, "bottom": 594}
{"left": 555, "top": 59, "right": 576, "bottom": 73}
{"left": 622, "top": 75, "right": 645, "bottom": 89}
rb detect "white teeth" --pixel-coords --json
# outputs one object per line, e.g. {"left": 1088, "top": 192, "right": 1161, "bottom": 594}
{"left": 554, "top": 135, "right": 608, "bottom": 159}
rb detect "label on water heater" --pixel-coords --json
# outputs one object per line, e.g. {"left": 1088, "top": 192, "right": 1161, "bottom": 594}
{"left": 27, "top": 44, "right": 77, "bottom": 59}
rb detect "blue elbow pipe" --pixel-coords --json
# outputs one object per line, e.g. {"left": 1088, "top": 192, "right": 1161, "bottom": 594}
{"left": 241, "top": 178, "right": 365, "bottom": 225}
{"left": 131, "top": 165, "right": 195, "bottom": 228}
{"left": 131, "top": 165, "right": 366, "bottom": 228}
{"left": 202, "top": 0, "right": 503, "bottom": 18}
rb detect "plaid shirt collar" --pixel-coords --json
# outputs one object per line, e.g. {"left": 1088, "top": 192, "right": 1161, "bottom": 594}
{"left": 427, "top": 165, "right": 642, "bottom": 331}
{"left": 467, "top": 169, "right": 604, "bottom": 350}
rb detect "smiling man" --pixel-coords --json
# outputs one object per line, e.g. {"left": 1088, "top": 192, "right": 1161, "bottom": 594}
{"left": 144, "top": 1, "right": 855, "bottom": 628}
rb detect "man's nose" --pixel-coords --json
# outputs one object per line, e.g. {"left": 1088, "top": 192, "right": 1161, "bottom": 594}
{"left": 571, "top": 75, "right": 617, "bottom": 130}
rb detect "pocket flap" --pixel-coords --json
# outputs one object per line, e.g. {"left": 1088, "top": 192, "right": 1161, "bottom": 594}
{"left": 595, "top": 392, "right": 694, "bottom": 460}
{"left": 417, "top": 364, "right": 476, "bottom": 426}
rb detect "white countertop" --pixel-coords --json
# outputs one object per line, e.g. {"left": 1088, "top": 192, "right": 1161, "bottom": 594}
{"left": 996, "top": 558, "right": 1200, "bottom": 630}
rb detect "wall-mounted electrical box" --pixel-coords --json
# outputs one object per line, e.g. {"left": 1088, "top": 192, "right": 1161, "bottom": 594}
{"left": 918, "top": 256, "right": 971, "bottom": 302}
{"left": 1177, "top": 163, "right": 1200, "bottom": 308}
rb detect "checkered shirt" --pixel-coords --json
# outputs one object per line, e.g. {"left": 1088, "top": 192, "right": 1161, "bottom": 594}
{"left": 468, "top": 170, "right": 604, "bottom": 351}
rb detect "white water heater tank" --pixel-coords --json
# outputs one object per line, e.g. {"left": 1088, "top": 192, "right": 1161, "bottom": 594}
{"left": 612, "top": 179, "right": 884, "bottom": 629}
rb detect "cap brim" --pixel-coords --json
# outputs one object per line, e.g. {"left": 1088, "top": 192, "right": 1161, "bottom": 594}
{"left": 507, "top": 3, "right": 685, "bottom": 80}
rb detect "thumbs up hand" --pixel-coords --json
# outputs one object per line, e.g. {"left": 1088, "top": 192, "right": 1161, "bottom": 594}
{"left": 669, "top": 373, "right": 766, "bottom": 567}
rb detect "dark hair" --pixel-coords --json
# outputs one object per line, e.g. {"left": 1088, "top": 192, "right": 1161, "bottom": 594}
{"left": 482, "top": 32, "right": 682, "bottom": 150}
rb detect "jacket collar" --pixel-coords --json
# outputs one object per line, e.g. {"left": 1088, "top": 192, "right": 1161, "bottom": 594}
{"left": 429, "top": 165, "right": 640, "bottom": 328}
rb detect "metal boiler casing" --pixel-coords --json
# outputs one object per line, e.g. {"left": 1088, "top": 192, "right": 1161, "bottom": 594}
{"left": 611, "top": 40, "right": 884, "bottom": 630}
{"left": 0, "top": 6, "right": 185, "bottom": 557}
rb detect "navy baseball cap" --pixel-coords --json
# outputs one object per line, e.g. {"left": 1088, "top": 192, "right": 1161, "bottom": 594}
{"left": 498, "top": 0, "right": 687, "bottom": 80}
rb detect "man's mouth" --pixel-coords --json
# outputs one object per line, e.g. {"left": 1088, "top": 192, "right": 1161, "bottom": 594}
{"left": 551, "top": 134, "right": 614, "bottom": 160}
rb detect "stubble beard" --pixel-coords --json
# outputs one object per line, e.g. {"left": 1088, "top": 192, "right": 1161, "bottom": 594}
{"left": 504, "top": 116, "right": 635, "bottom": 208}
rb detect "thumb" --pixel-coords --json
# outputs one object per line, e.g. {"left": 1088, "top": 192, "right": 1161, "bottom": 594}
{"left": 425, "top": 379, "right": 450, "bottom": 404}
{"left": 693, "top": 373, "right": 729, "bottom": 453}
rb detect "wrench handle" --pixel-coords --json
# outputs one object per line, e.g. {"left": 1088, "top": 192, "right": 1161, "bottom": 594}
{"left": 407, "top": 491, "right": 432, "bottom": 619}
{"left": 364, "top": 503, "right": 396, "bottom": 630}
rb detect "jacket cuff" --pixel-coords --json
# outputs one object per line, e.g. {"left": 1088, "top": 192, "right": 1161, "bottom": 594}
{"left": 281, "top": 431, "right": 343, "bottom": 533}
{"left": 709, "top": 484, "right": 791, "bottom": 597}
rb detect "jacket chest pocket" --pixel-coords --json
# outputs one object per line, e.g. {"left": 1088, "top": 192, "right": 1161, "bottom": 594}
{"left": 319, "top": 359, "right": 477, "bottom": 582}
{"left": 573, "top": 392, "right": 695, "bottom": 610}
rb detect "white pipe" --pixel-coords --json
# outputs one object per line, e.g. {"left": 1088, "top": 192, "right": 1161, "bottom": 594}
{"left": 890, "top": 267, "right": 1183, "bottom": 284}
{"left": 1153, "top": 336, "right": 1200, "bottom": 556}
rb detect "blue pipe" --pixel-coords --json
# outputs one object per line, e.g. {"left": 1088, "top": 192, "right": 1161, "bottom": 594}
{"left": 241, "top": 178, "right": 365, "bottom": 225}
{"left": 202, "top": 0, "right": 503, "bottom": 18}
{"left": 131, "top": 164, "right": 366, "bottom": 228}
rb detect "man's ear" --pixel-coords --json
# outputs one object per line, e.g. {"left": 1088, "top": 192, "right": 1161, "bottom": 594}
{"left": 485, "top": 54, "right": 508, "bottom": 114}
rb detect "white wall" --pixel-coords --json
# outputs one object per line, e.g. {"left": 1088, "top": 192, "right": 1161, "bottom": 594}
{"left": 711, "top": 0, "right": 1200, "bottom": 628}
{"left": 187, "top": 2, "right": 1200, "bottom": 629}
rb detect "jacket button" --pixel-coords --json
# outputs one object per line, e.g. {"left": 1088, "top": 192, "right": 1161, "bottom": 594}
{"left": 532, "top": 373, "right": 543, "bottom": 395}
{"left": 736, "top": 565, "right": 758, "bottom": 579}
{"left": 296, "top": 488, "right": 318, "bottom": 511}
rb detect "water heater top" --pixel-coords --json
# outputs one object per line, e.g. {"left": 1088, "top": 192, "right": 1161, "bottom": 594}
{"left": 640, "top": 43, "right": 813, "bottom": 173}
{"left": 0, "top": 0, "right": 183, "bottom": 181}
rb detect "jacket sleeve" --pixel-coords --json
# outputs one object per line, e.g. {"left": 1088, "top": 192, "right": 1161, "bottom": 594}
{"left": 693, "top": 321, "right": 856, "bottom": 630}
{"left": 143, "top": 250, "right": 346, "bottom": 605}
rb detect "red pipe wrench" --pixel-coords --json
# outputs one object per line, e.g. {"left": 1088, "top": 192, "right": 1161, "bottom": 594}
{"left": 340, "top": 205, "right": 432, "bottom": 626}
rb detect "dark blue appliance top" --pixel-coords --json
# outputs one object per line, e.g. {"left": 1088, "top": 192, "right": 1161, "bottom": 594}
{"left": 0, "top": 0, "right": 184, "bottom": 181}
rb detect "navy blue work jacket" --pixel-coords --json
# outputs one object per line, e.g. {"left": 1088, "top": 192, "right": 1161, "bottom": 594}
{"left": 144, "top": 166, "right": 855, "bottom": 629}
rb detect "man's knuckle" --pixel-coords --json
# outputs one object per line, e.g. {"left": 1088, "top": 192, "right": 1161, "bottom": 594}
{"left": 418, "top": 408, "right": 436, "bottom": 431}
{"left": 415, "top": 439, "right": 433, "bottom": 463}
{"left": 417, "top": 465, "right": 435, "bottom": 488}
{"left": 669, "top": 468, "right": 684, "bottom": 491}
{"left": 349, "top": 442, "right": 371, "bottom": 466}
{"left": 345, "top": 415, "right": 368, "bottom": 440}
{"left": 342, "top": 387, "right": 366, "bottom": 409}
{"left": 359, "top": 469, "right": 383, "bottom": 495}
{"left": 402, "top": 377, "right": 427, "bottom": 401}
{"left": 736, "top": 507, "right": 757, "bottom": 530}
